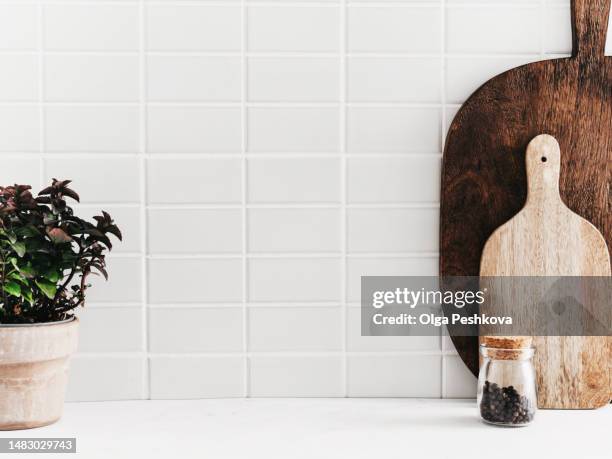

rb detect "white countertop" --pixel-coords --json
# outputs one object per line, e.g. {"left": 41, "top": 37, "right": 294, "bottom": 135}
{"left": 3, "top": 399, "right": 610, "bottom": 459}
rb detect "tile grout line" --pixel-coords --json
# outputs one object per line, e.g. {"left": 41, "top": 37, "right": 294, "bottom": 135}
{"left": 80, "top": 203, "right": 444, "bottom": 210}
{"left": 340, "top": 0, "right": 348, "bottom": 397}
{"left": 0, "top": 51, "right": 570, "bottom": 59}
{"left": 76, "top": 350, "right": 459, "bottom": 359}
{"left": 1, "top": 152, "right": 446, "bottom": 159}
{"left": 0, "top": 101, "right": 453, "bottom": 108}
{"left": 37, "top": 1, "right": 44, "bottom": 187}
{"left": 19, "top": 1, "right": 549, "bottom": 8}
{"left": 540, "top": 0, "right": 547, "bottom": 57}
{"left": 143, "top": 253, "right": 441, "bottom": 260}
{"left": 138, "top": 0, "right": 150, "bottom": 400}
{"left": 113, "top": 251, "right": 441, "bottom": 259}
{"left": 440, "top": 0, "right": 447, "bottom": 400}
{"left": 241, "top": 0, "right": 250, "bottom": 398}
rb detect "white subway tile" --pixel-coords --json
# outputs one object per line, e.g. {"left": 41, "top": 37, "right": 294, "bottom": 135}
{"left": 248, "top": 208, "right": 341, "bottom": 253}
{"left": 348, "top": 6, "right": 441, "bottom": 52}
{"left": 0, "top": 106, "right": 40, "bottom": 152}
{"left": 347, "top": 257, "right": 439, "bottom": 302}
{"left": 0, "top": 157, "right": 41, "bottom": 189}
{"left": 67, "top": 356, "right": 145, "bottom": 402}
{"left": 442, "top": 332, "right": 456, "bottom": 352}
{"left": 444, "top": 355, "right": 477, "bottom": 398}
{"left": 247, "top": 0, "right": 338, "bottom": 2}
{"left": 249, "top": 307, "right": 342, "bottom": 352}
{"left": 0, "top": 55, "right": 38, "bottom": 101}
{"left": 76, "top": 307, "right": 143, "bottom": 353}
{"left": 544, "top": 5, "right": 572, "bottom": 54}
{"left": 444, "top": 105, "right": 461, "bottom": 142}
{"left": 248, "top": 158, "right": 340, "bottom": 204}
{"left": 248, "top": 107, "right": 339, "bottom": 152}
{"left": 248, "top": 57, "right": 339, "bottom": 102}
{"left": 147, "top": 158, "right": 242, "bottom": 204}
{"left": 45, "top": 106, "right": 139, "bottom": 153}
{"left": 348, "top": 355, "right": 442, "bottom": 397}
{"left": 348, "top": 156, "right": 441, "bottom": 203}
{"left": 149, "top": 308, "right": 243, "bottom": 353}
{"left": 44, "top": 4, "right": 139, "bottom": 51}
{"left": 346, "top": 308, "right": 440, "bottom": 352}
{"left": 149, "top": 209, "right": 242, "bottom": 254}
{"left": 150, "top": 356, "right": 245, "bottom": 399}
{"left": 249, "top": 258, "right": 341, "bottom": 302}
{"left": 248, "top": 6, "right": 339, "bottom": 52}
{"left": 147, "top": 5, "right": 241, "bottom": 51}
{"left": 0, "top": 5, "right": 38, "bottom": 50}
{"left": 45, "top": 55, "right": 139, "bottom": 102}
{"left": 608, "top": 13, "right": 612, "bottom": 55}
{"left": 446, "top": 6, "right": 540, "bottom": 53}
{"left": 87, "top": 257, "right": 142, "bottom": 303}
{"left": 446, "top": 56, "right": 539, "bottom": 104}
{"left": 147, "top": 56, "right": 241, "bottom": 102}
{"left": 75, "top": 205, "right": 141, "bottom": 254}
{"left": 347, "top": 107, "right": 440, "bottom": 153}
{"left": 348, "top": 57, "right": 441, "bottom": 103}
{"left": 348, "top": 208, "right": 439, "bottom": 253}
{"left": 250, "top": 356, "right": 344, "bottom": 397}
{"left": 44, "top": 157, "right": 140, "bottom": 203}
{"left": 149, "top": 259, "right": 242, "bottom": 303}
{"left": 147, "top": 107, "right": 241, "bottom": 153}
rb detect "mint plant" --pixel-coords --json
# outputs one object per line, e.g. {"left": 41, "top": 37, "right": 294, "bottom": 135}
{"left": 0, "top": 180, "right": 121, "bottom": 323}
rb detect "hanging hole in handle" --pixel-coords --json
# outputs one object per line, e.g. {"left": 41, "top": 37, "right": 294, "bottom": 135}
{"left": 541, "top": 156, "right": 547, "bottom": 163}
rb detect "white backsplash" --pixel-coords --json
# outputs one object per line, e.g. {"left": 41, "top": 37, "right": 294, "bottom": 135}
{"left": 0, "top": 0, "right": 605, "bottom": 401}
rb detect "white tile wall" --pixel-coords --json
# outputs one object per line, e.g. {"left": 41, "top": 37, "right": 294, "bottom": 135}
{"left": 1, "top": 0, "right": 605, "bottom": 401}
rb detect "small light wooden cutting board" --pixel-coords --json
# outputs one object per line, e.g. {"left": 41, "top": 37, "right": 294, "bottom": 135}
{"left": 480, "top": 134, "right": 611, "bottom": 409}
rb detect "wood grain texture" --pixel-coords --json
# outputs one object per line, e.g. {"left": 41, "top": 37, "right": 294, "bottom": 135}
{"left": 440, "top": 0, "right": 612, "bottom": 382}
{"left": 479, "top": 135, "right": 611, "bottom": 409}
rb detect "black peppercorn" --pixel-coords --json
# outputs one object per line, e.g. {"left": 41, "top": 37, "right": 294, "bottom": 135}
{"left": 480, "top": 380, "right": 535, "bottom": 425}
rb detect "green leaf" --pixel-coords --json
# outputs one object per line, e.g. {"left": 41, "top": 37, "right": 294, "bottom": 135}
{"left": 19, "top": 263, "right": 36, "bottom": 278}
{"left": 7, "top": 232, "right": 17, "bottom": 244}
{"left": 16, "top": 226, "right": 39, "bottom": 238}
{"left": 9, "top": 257, "right": 19, "bottom": 270}
{"left": 44, "top": 269, "right": 61, "bottom": 283}
{"left": 10, "top": 242, "right": 26, "bottom": 257}
{"left": 22, "top": 289, "right": 33, "bottom": 304}
{"left": 35, "top": 279, "right": 57, "bottom": 299}
{"left": 8, "top": 272, "right": 26, "bottom": 283}
{"left": 3, "top": 281, "right": 21, "bottom": 297}
{"left": 43, "top": 213, "right": 57, "bottom": 225}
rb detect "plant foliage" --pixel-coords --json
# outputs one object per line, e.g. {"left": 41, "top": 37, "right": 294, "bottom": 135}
{"left": 0, "top": 180, "right": 121, "bottom": 323}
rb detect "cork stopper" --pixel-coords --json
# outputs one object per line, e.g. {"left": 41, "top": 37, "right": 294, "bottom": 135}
{"left": 481, "top": 336, "right": 533, "bottom": 360}
{"left": 482, "top": 336, "right": 532, "bottom": 349}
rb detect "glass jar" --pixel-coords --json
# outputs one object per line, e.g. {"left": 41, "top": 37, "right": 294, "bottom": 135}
{"left": 477, "top": 342, "right": 537, "bottom": 426}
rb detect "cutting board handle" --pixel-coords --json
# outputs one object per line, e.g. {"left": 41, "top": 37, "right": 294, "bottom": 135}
{"left": 572, "top": 0, "right": 611, "bottom": 58}
{"left": 525, "top": 134, "right": 561, "bottom": 207}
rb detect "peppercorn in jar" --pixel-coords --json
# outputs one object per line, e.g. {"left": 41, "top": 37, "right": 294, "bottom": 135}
{"left": 477, "top": 336, "right": 537, "bottom": 426}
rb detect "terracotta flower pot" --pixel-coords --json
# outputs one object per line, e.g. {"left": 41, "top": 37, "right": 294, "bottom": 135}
{"left": 0, "top": 318, "right": 78, "bottom": 430}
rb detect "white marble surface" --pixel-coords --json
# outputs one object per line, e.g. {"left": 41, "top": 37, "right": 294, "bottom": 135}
{"left": 2, "top": 399, "right": 610, "bottom": 459}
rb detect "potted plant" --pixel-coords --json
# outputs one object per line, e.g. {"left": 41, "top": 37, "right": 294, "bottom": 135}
{"left": 0, "top": 180, "right": 121, "bottom": 430}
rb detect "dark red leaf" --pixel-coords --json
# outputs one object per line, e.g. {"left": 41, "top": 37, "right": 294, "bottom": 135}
{"left": 62, "top": 187, "right": 80, "bottom": 202}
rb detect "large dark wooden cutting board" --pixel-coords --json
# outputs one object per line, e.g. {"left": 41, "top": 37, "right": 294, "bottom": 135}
{"left": 440, "top": 0, "right": 612, "bottom": 380}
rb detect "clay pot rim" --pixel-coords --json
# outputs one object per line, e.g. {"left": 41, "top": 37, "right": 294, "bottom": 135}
{"left": 0, "top": 316, "right": 77, "bottom": 328}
